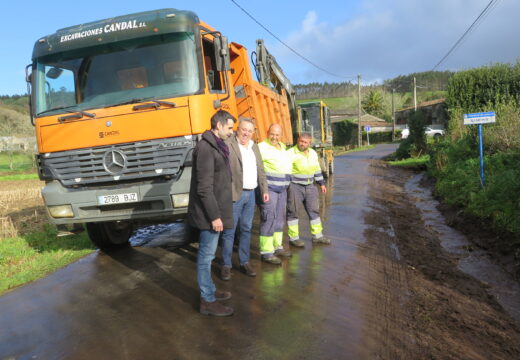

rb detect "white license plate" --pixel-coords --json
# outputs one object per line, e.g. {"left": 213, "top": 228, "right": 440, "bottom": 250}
{"left": 98, "top": 193, "right": 138, "bottom": 205}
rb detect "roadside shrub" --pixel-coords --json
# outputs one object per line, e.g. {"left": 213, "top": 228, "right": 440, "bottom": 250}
{"left": 434, "top": 150, "right": 520, "bottom": 234}
{"left": 395, "top": 109, "right": 428, "bottom": 159}
{"left": 446, "top": 62, "right": 520, "bottom": 154}
{"left": 408, "top": 109, "right": 427, "bottom": 155}
{"left": 429, "top": 135, "right": 476, "bottom": 175}
{"left": 395, "top": 137, "right": 414, "bottom": 159}
{"left": 428, "top": 61, "right": 520, "bottom": 244}
{"left": 446, "top": 62, "right": 520, "bottom": 110}
{"left": 332, "top": 119, "right": 357, "bottom": 146}
{"left": 362, "top": 131, "right": 392, "bottom": 145}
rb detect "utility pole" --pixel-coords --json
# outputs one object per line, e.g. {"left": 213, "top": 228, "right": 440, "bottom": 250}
{"left": 357, "top": 74, "right": 361, "bottom": 147}
{"left": 413, "top": 76, "right": 417, "bottom": 111}
{"left": 392, "top": 88, "right": 396, "bottom": 141}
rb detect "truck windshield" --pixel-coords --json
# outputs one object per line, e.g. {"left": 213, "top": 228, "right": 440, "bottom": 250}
{"left": 34, "top": 32, "right": 200, "bottom": 116}
{"left": 301, "top": 106, "right": 322, "bottom": 143}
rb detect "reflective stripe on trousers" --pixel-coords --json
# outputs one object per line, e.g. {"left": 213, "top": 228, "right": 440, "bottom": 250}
{"left": 259, "top": 189, "right": 287, "bottom": 254}
{"left": 287, "top": 183, "right": 323, "bottom": 240}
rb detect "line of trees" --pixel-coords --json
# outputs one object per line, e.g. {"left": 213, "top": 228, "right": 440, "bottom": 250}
{"left": 294, "top": 71, "right": 454, "bottom": 100}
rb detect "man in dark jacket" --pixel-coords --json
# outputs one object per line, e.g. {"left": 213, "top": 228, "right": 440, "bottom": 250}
{"left": 220, "top": 118, "right": 269, "bottom": 280}
{"left": 187, "top": 110, "right": 236, "bottom": 316}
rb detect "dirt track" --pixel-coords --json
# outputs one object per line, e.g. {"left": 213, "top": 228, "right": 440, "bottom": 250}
{"left": 364, "top": 160, "right": 520, "bottom": 359}
{"left": 1, "top": 144, "right": 519, "bottom": 359}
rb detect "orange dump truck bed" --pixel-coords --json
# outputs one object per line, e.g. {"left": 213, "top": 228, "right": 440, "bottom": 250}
{"left": 229, "top": 42, "right": 294, "bottom": 145}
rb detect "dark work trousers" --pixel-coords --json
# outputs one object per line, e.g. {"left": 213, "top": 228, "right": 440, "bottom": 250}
{"left": 259, "top": 189, "right": 287, "bottom": 255}
{"left": 287, "top": 183, "right": 323, "bottom": 241}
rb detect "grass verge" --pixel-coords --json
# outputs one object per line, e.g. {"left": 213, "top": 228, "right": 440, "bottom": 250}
{"left": 0, "top": 225, "right": 95, "bottom": 295}
{"left": 334, "top": 144, "right": 376, "bottom": 156}
{"left": 388, "top": 154, "right": 430, "bottom": 170}
{"left": 0, "top": 173, "right": 38, "bottom": 181}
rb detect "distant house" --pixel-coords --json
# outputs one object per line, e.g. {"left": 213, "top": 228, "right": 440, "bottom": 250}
{"left": 332, "top": 113, "right": 394, "bottom": 132}
{"left": 395, "top": 99, "right": 448, "bottom": 129}
{"left": 331, "top": 112, "right": 396, "bottom": 146}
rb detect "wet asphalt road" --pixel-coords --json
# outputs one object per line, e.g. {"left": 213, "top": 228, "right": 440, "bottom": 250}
{"left": 0, "top": 144, "right": 398, "bottom": 360}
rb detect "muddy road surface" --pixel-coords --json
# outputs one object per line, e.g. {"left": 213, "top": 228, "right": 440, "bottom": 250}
{"left": 2, "top": 144, "right": 520, "bottom": 360}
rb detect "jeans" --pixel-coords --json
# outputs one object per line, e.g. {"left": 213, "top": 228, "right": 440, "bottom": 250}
{"left": 197, "top": 229, "right": 220, "bottom": 302}
{"left": 221, "top": 189, "right": 256, "bottom": 266}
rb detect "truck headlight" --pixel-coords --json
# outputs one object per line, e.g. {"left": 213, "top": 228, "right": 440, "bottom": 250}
{"left": 171, "top": 194, "right": 189, "bottom": 208}
{"left": 48, "top": 205, "right": 74, "bottom": 218}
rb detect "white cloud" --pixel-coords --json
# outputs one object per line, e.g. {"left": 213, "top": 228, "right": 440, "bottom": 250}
{"left": 275, "top": 0, "right": 520, "bottom": 84}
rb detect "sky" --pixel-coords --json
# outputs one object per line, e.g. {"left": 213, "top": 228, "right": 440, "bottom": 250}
{"left": 1, "top": 0, "right": 518, "bottom": 95}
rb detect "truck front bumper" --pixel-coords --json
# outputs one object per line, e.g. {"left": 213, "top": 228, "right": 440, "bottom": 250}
{"left": 41, "top": 168, "right": 191, "bottom": 225}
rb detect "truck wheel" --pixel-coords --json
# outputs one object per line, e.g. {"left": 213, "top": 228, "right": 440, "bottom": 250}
{"left": 86, "top": 221, "right": 133, "bottom": 250}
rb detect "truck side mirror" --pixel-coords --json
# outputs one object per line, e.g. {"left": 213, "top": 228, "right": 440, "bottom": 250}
{"left": 214, "top": 36, "right": 230, "bottom": 72}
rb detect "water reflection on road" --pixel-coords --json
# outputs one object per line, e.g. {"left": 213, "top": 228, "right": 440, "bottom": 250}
{"left": 0, "top": 144, "right": 399, "bottom": 360}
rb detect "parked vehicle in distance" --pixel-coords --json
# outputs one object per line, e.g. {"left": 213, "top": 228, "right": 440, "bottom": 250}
{"left": 424, "top": 127, "right": 445, "bottom": 138}
{"left": 400, "top": 127, "right": 444, "bottom": 139}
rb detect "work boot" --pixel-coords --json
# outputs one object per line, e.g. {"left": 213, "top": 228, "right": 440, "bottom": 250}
{"left": 312, "top": 236, "right": 331, "bottom": 245}
{"left": 290, "top": 239, "right": 305, "bottom": 248}
{"left": 240, "top": 263, "right": 257, "bottom": 277}
{"left": 200, "top": 300, "right": 234, "bottom": 316}
{"left": 220, "top": 266, "right": 231, "bottom": 281}
{"left": 215, "top": 289, "right": 232, "bottom": 301}
{"left": 274, "top": 248, "right": 292, "bottom": 258}
{"left": 262, "top": 255, "right": 282, "bottom": 265}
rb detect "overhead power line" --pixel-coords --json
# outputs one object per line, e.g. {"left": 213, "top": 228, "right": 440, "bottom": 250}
{"left": 230, "top": 0, "right": 356, "bottom": 80}
{"left": 432, "top": 0, "right": 501, "bottom": 71}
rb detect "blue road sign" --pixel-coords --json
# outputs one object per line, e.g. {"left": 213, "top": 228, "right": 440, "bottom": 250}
{"left": 463, "top": 111, "right": 496, "bottom": 187}
{"left": 464, "top": 112, "right": 496, "bottom": 125}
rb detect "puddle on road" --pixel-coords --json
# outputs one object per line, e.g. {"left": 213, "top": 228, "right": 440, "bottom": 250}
{"left": 405, "top": 173, "right": 520, "bottom": 326}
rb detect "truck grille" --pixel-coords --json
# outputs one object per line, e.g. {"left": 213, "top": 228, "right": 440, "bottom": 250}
{"left": 38, "top": 136, "right": 194, "bottom": 186}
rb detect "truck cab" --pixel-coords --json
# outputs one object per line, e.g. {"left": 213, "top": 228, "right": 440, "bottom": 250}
{"left": 27, "top": 8, "right": 294, "bottom": 248}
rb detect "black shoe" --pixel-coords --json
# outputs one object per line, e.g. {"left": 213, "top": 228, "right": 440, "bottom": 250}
{"left": 220, "top": 266, "right": 231, "bottom": 281}
{"left": 274, "top": 248, "right": 292, "bottom": 257}
{"left": 215, "top": 289, "right": 232, "bottom": 301}
{"left": 262, "top": 255, "right": 282, "bottom": 265}
{"left": 240, "top": 263, "right": 257, "bottom": 277}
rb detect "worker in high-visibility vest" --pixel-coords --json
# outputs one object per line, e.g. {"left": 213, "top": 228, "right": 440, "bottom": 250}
{"left": 287, "top": 133, "right": 331, "bottom": 247}
{"left": 258, "top": 124, "right": 293, "bottom": 264}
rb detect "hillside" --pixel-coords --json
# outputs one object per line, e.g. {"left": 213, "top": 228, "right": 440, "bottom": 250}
{"left": 0, "top": 107, "right": 33, "bottom": 137}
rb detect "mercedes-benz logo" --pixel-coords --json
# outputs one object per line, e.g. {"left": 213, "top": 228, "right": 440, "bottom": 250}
{"left": 103, "top": 150, "right": 126, "bottom": 174}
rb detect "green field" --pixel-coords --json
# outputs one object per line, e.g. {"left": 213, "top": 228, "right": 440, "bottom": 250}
{"left": 0, "top": 152, "right": 35, "bottom": 172}
{"left": 0, "top": 225, "right": 95, "bottom": 295}
{"left": 297, "top": 97, "right": 358, "bottom": 111}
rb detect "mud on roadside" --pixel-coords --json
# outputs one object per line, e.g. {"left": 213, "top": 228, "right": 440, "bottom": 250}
{"left": 364, "top": 161, "right": 520, "bottom": 360}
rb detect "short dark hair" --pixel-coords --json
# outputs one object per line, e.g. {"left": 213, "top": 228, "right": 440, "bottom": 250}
{"left": 211, "top": 110, "right": 237, "bottom": 130}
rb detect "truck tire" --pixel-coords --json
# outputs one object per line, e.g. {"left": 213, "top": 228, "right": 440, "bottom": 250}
{"left": 86, "top": 221, "right": 133, "bottom": 250}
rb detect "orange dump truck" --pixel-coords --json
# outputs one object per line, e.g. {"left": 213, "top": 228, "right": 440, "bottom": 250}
{"left": 27, "top": 8, "right": 296, "bottom": 247}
